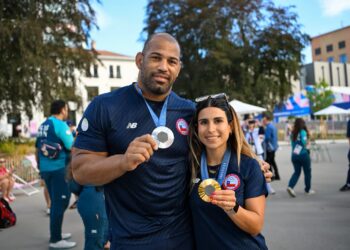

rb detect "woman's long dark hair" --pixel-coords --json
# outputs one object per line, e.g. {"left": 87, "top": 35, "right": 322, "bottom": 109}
{"left": 291, "top": 118, "right": 310, "bottom": 141}
{"left": 188, "top": 96, "right": 254, "bottom": 185}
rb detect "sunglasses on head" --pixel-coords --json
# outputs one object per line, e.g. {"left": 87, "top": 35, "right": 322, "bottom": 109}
{"left": 195, "top": 93, "right": 228, "bottom": 103}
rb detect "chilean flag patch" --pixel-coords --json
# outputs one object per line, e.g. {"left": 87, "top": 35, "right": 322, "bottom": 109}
{"left": 176, "top": 118, "right": 189, "bottom": 135}
{"left": 223, "top": 174, "right": 241, "bottom": 191}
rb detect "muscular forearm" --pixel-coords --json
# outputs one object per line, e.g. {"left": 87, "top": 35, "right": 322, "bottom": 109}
{"left": 71, "top": 148, "right": 128, "bottom": 185}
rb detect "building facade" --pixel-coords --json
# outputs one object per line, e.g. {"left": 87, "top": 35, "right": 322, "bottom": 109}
{"left": 0, "top": 50, "right": 138, "bottom": 137}
{"left": 311, "top": 25, "right": 350, "bottom": 63}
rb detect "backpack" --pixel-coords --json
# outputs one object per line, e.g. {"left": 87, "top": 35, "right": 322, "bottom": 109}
{"left": 0, "top": 198, "right": 16, "bottom": 228}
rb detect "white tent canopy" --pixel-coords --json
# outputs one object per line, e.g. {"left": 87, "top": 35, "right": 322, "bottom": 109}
{"left": 314, "top": 105, "right": 350, "bottom": 116}
{"left": 229, "top": 100, "right": 266, "bottom": 114}
{"left": 329, "top": 86, "right": 350, "bottom": 95}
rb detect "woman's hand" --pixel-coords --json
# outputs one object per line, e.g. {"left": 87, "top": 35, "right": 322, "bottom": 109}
{"left": 210, "top": 189, "right": 236, "bottom": 212}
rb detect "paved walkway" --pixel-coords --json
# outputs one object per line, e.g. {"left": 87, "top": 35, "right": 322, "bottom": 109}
{"left": 1, "top": 141, "right": 350, "bottom": 250}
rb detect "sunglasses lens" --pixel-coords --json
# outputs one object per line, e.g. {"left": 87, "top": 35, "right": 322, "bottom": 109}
{"left": 195, "top": 93, "right": 227, "bottom": 103}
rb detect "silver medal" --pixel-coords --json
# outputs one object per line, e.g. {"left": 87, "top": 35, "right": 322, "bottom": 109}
{"left": 152, "top": 126, "right": 174, "bottom": 149}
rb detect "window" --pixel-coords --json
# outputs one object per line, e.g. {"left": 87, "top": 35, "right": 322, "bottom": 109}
{"left": 339, "top": 54, "right": 348, "bottom": 63}
{"left": 110, "top": 86, "right": 119, "bottom": 92}
{"left": 86, "top": 86, "right": 99, "bottom": 101}
{"left": 339, "top": 41, "right": 346, "bottom": 49}
{"left": 116, "top": 65, "right": 121, "bottom": 78}
{"left": 85, "top": 66, "right": 91, "bottom": 77}
{"left": 93, "top": 65, "right": 98, "bottom": 78}
{"left": 109, "top": 65, "right": 114, "bottom": 78}
{"left": 326, "top": 44, "right": 333, "bottom": 52}
{"left": 327, "top": 56, "right": 334, "bottom": 62}
{"left": 315, "top": 48, "right": 321, "bottom": 55}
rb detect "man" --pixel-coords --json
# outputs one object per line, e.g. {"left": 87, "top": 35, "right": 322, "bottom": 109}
{"left": 36, "top": 100, "right": 76, "bottom": 249}
{"left": 262, "top": 113, "right": 280, "bottom": 180}
{"left": 72, "top": 33, "right": 271, "bottom": 249}
{"left": 340, "top": 118, "right": 350, "bottom": 191}
{"left": 245, "top": 119, "right": 275, "bottom": 194}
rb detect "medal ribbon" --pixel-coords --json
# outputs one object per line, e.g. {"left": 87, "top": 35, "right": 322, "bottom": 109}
{"left": 200, "top": 148, "right": 231, "bottom": 185}
{"left": 135, "top": 83, "right": 169, "bottom": 127}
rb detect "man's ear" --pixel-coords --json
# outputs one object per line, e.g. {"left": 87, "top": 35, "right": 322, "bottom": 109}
{"left": 135, "top": 52, "right": 143, "bottom": 70}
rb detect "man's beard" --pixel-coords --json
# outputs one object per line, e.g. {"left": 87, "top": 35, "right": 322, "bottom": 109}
{"left": 141, "top": 72, "right": 173, "bottom": 95}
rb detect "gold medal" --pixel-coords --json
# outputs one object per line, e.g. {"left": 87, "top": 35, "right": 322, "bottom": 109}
{"left": 198, "top": 179, "right": 221, "bottom": 202}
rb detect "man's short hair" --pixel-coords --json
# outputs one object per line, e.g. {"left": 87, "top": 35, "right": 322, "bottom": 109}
{"left": 262, "top": 112, "right": 273, "bottom": 121}
{"left": 248, "top": 120, "right": 256, "bottom": 125}
{"left": 50, "top": 100, "right": 67, "bottom": 115}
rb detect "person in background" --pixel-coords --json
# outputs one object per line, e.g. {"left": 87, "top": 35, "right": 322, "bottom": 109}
{"left": 66, "top": 120, "right": 78, "bottom": 209}
{"left": 0, "top": 158, "right": 15, "bottom": 202}
{"left": 287, "top": 118, "right": 315, "bottom": 197}
{"left": 339, "top": 118, "right": 350, "bottom": 191}
{"left": 188, "top": 94, "right": 268, "bottom": 249}
{"left": 246, "top": 119, "right": 276, "bottom": 195}
{"left": 262, "top": 112, "right": 280, "bottom": 181}
{"left": 67, "top": 163, "right": 109, "bottom": 250}
{"left": 36, "top": 100, "right": 76, "bottom": 249}
{"left": 42, "top": 181, "right": 51, "bottom": 215}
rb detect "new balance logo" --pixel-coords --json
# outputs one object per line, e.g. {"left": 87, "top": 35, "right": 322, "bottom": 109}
{"left": 126, "top": 122, "right": 138, "bottom": 129}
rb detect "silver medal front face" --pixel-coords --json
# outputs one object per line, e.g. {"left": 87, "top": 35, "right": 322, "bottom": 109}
{"left": 152, "top": 126, "right": 174, "bottom": 149}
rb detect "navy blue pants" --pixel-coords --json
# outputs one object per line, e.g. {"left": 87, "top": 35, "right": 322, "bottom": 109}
{"left": 41, "top": 168, "right": 71, "bottom": 243}
{"left": 78, "top": 186, "right": 109, "bottom": 250}
{"left": 288, "top": 153, "right": 312, "bottom": 192}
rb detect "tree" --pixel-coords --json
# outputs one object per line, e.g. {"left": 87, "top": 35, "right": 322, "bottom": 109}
{"left": 0, "top": 0, "right": 99, "bottom": 118}
{"left": 143, "top": 0, "right": 309, "bottom": 110}
{"left": 306, "top": 80, "right": 334, "bottom": 114}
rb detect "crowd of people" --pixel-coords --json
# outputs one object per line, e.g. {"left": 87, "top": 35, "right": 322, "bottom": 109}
{"left": 2, "top": 33, "right": 349, "bottom": 249}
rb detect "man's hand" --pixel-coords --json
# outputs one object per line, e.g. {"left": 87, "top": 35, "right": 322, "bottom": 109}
{"left": 121, "top": 134, "right": 158, "bottom": 172}
{"left": 260, "top": 160, "right": 272, "bottom": 183}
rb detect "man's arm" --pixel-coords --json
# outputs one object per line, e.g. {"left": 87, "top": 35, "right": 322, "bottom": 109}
{"left": 71, "top": 134, "right": 158, "bottom": 185}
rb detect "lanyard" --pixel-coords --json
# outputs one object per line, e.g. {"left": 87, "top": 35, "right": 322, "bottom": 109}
{"left": 135, "top": 83, "right": 169, "bottom": 127}
{"left": 200, "top": 148, "right": 231, "bottom": 185}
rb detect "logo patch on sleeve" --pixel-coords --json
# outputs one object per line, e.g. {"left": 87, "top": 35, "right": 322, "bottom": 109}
{"left": 81, "top": 118, "right": 89, "bottom": 132}
{"left": 223, "top": 174, "right": 241, "bottom": 190}
{"left": 176, "top": 118, "right": 189, "bottom": 135}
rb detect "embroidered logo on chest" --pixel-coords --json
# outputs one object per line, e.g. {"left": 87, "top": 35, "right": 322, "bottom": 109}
{"left": 176, "top": 118, "right": 189, "bottom": 135}
{"left": 223, "top": 174, "right": 241, "bottom": 191}
{"left": 126, "top": 122, "right": 138, "bottom": 129}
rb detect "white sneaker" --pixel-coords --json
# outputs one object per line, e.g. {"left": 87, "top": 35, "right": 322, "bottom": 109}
{"left": 46, "top": 208, "right": 50, "bottom": 215}
{"left": 62, "top": 233, "right": 72, "bottom": 240}
{"left": 269, "top": 186, "right": 276, "bottom": 195}
{"left": 287, "top": 187, "right": 296, "bottom": 197}
{"left": 305, "top": 189, "right": 316, "bottom": 195}
{"left": 49, "top": 240, "right": 76, "bottom": 249}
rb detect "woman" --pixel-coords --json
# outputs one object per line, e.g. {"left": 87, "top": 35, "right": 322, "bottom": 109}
{"left": 287, "top": 118, "right": 314, "bottom": 197}
{"left": 188, "top": 93, "right": 268, "bottom": 249}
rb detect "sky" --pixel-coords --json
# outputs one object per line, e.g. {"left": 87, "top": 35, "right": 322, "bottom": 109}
{"left": 90, "top": 0, "right": 350, "bottom": 63}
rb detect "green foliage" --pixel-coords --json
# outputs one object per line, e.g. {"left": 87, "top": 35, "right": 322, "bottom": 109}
{"left": 143, "top": 0, "right": 309, "bottom": 110}
{"left": 0, "top": 138, "right": 35, "bottom": 156}
{"left": 306, "top": 80, "right": 334, "bottom": 114}
{"left": 0, "top": 140, "right": 16, "bottom": 154}
{"left": 0, "top": 0, "right": 99, "bottom": 118}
